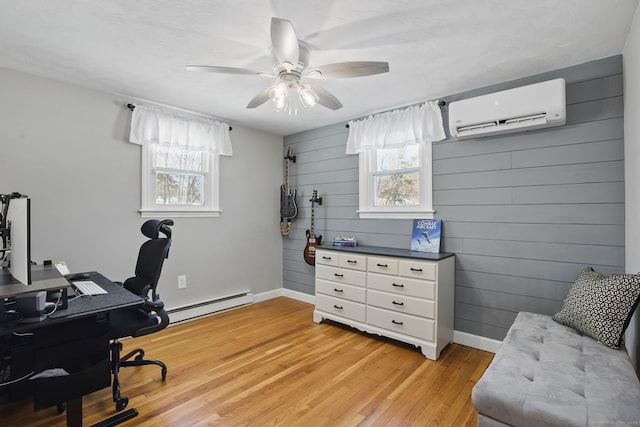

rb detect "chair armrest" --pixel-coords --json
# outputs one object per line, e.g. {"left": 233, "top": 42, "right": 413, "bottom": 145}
{"left": 132, "top": 298, "right": 170, "bottom": 337}
{"left": 143, "top": 298, "right": 164, "bottom": 311}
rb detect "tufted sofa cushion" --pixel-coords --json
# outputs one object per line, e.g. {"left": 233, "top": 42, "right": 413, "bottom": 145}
{"left": 472, "top": 312, "right": 640, "bottom": 427}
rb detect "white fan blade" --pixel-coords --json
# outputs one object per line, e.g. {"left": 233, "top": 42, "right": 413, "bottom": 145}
{"left": 309, "top": 84, "right": 343, "bottom": 110}
{"left": 246, "top": 87, "right": 272, "bottom": 109}
{"left": 186, "top": 65, "right": 273, "bottom": 77}
{"left": 304, "top": 61, "right": 389, "bottom": 79}
{"left": 271, "top": 18, "right": 299, "bottom": 71}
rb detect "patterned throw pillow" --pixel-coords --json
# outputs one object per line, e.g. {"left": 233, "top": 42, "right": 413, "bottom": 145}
{"left": 553, "top": 267, "right": 640, "bottom": 349}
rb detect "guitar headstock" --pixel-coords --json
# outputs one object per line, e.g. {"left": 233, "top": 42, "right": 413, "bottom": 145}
{"left": 284, "top": 146, "right": 296, "bottom": 162}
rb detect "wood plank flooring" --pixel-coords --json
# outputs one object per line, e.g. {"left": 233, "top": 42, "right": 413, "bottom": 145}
{"left": 0, "top": 297, "right": 494, "bottom": 426}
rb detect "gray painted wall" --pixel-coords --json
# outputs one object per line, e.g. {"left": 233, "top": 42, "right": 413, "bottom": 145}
{"left": 283, "top": 55, "right": 624, "bottom": 341}
{"left": 0, "top": 67, "right": 284, "bottom": 310}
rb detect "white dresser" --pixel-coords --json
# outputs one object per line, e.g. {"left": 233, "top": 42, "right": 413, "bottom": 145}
{"left": 313, "top": 246, "right": 455, "bottom": 360}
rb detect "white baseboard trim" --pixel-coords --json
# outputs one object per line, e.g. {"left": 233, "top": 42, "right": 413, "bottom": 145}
{"left": 453, "top": 330, "right": 502, "bottom": 353}
{"left": 167, "top": 288, "right": 313, "bottom": 325}
{"left": 252, "top": 288, "right": 315, "bottom": 305}
{"left": 281, "top": 288, "right": 315, "bottom": 305}
{"left": 253, "top": 288, "right": 283, "bottom": 303}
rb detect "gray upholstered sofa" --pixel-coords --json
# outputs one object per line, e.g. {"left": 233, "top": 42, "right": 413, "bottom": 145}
{"left": 472, "top": 312, "right": 640, "bottom": 426}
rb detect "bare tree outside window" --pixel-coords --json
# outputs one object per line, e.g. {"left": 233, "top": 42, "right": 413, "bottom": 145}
{"left": 153, "top": 146, "right": 207, "bottom": 206}
{"left": 373, "top": 145, "right": 420, "bottom": 206}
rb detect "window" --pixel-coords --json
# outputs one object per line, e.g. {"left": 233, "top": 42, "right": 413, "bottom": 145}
{"left": 141, "top": 144, "right": 220, "bottom": 217}
{"left": 358, "top": 143, "right": 434, "bottom": 219}
{"left": 129, "top": 104, "right": 232, "bottom": 218}
{"left": 347, "top": 101, "right": 445, "bottom": 219}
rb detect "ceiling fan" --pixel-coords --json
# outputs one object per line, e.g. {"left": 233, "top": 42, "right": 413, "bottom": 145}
{"left": 186, "top": 17, "right": 389, "bottom": 113}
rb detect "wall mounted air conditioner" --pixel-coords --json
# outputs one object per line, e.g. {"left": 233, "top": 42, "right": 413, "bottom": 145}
{"left": 448, "top": 78, "right": 566, "bottom": 140}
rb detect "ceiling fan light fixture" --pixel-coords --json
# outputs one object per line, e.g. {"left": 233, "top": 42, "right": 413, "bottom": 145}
{"left": 298, "top": 84, "right": 319, "bottom": 108}
{"left": 269, "top": 81, "right": 288, "bottom": 100}
{"left": 271, "top": 93, "right": 287, "bottom": 112}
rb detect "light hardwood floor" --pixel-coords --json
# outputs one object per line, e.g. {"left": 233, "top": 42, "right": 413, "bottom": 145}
{"left": 1, "top": 297, "right": 493, "bottom": 426}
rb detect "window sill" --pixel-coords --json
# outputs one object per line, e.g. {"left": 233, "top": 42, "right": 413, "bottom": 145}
{"left": 139, "top": 209, "right": 221, "bottom": 218}
{"left": 357, "top": 210, "right": 435, "bottom": 220}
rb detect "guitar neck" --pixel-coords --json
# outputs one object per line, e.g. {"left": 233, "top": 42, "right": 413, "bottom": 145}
{"left": 310, "top": 201, "right": 315, "bottom": 236}
{"left": 284, "top": 157, "right": 290, "bottom": 195}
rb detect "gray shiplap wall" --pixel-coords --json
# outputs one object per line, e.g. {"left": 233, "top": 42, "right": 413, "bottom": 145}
{"left": 283, "top": 55, "right": 624, "bottom": 341}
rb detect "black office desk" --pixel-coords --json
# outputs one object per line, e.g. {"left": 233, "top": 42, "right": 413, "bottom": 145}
{"left": 0, "top": 269, "right": 144, "bottom": 427}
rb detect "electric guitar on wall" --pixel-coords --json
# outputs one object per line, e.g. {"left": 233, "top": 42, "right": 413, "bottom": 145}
{"left": 303, "top": 190, "right": 323, "bottom": 266}
{"left": 280, "top": 147, "right": 297, "bottom": 236}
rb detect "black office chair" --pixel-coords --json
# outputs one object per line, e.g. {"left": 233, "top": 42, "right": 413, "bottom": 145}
{"left": 108, "top": 219, "right": 173, "bottom": 412}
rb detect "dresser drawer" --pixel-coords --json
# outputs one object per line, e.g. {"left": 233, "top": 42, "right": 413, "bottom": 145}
{"left": 316, "top": 264, "right": 366, "bottom": 287}
{"left": 316, "top": 250, "right": 339, "bottom": 267}
{"left": 339, "top": 253, "right": 367, "bottom": 271}
{"left": 367, "top": 289, "right": 435, "bottom": 319}
{"left": 316, "top": 294, "right": 366, "bottom": 323}
{"left": 367, "top": 256, "right": 398, "bottom": 275}
{"left": 316, "top": 279, "right": 366, "bottom": 303}
{"left": 367, "top": 272, "right": 435, "bottom": 299}
{"left": 399, "top": 259, "right": 436, "bottom": 280}
{"left": 367, "top": 306, "right": 434, "bottom": 342}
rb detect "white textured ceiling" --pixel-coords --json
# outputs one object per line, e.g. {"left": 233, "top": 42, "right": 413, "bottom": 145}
{"left": 0, "top": 0, "right": 637, "bottom": 136}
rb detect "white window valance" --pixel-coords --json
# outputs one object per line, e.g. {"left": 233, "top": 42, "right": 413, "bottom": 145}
{"left": 129, "top": 104, "right": 233, "bottom": 156}
{"left": 346, "top": 100, "right": 446, "bottom": 154}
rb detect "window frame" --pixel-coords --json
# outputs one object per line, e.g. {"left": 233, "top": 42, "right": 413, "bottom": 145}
{"left": 356, "top": 142, "right": 434, "bottom": 219}
{"left": 140, "top": 144, "right": 221, "bottom": 218}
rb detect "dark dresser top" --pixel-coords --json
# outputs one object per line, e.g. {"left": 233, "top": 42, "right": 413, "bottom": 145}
{"left": 316, "top": 245, "right": 454, "bottom": 261}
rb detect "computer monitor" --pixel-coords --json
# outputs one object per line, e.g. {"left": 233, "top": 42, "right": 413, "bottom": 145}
{"left": 5, "top": 197, "right": 31, "bottom": 285}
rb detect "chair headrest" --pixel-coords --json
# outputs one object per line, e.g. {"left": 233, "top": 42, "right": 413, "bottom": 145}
{"left": 141, "top": 219, "right": 174, "bottom": 239}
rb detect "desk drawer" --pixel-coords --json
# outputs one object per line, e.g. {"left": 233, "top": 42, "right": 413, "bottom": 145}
{"left": 315, "top": 294, "right": 365, "bottom": 323}
{"left": 316, "top": 279, "right": 366, "bottom": 303}
{"left": 316, "top": 264, "right": 366, "bottom": 287}
{"left": 367, "top": 306, "right": 434, "bottom": 342}
{"left": 367, "top": 289, "right": 435, "bottom": 319}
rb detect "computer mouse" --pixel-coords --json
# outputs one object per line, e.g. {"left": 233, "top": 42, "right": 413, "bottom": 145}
{"left": 67, "top": 273, "right": 91, "bottom": 281}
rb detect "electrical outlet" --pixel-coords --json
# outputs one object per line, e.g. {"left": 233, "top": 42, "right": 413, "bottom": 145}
{"left": 178, "top": 275, "right": 187, "bottom": 289}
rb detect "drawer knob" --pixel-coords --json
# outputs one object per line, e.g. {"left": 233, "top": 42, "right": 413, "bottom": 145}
{"left": 333, "top": 305, "right": 344, "bottom": 310}
{"left": 410, "top": 267, "right": 423, "bottom": 272}
{"left": 334, "top": 288, "right": 344, "bottom": 293}
{"left": 347, "top": 259, "right": 357, "bottom": 264}
{"left": 377, "top": 263, "right": 388, "bottom": 268}
{"left": 322, "top": 256, "right": 332, "bottom": 260}
{"left": 334, "top": 273, "right": 344, "bottom": 278}
{"left": 392, "top": 320, "right": 404, "bottom": 325}
{"left": 392, "top": 301, "right": 404, "bottom": 306}
{"left": 392, "top": 283, "right": 404, "bottom": 288}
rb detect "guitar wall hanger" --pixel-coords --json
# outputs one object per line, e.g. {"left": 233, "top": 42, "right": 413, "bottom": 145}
{"left": 309, "top": 195, "right": 322, "bottom": 206}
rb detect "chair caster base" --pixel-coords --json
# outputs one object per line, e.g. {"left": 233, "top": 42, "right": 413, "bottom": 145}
{"left": 115, "top": 396, "right": 129, "bottom": 411}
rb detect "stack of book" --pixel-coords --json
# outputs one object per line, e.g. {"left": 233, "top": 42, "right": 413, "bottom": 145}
{"left": 332, "top": 236, "right": 358, "bottom": 247}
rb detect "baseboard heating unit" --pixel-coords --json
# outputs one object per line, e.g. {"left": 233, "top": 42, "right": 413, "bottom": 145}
{"left": 167, "top": 291, "right": 253, "bottom": 324}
